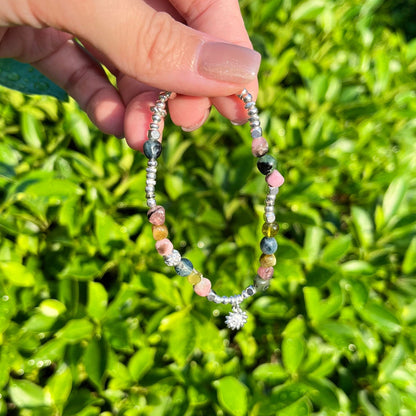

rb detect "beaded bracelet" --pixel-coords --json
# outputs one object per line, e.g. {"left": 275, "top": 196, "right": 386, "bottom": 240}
{"left": 143, "top": 89, "right": 284, "bottom": 330}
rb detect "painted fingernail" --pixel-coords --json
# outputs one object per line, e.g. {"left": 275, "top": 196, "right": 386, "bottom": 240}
{"left": 197, "top": 42, "right": 261, "bottom": 83}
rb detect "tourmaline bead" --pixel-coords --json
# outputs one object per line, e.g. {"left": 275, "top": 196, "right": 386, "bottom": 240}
{"left": 155, "top": 238, "right": 173, "bottom": 256}
{"left": 174, "top": 258, "right": 193, "bottom": 276}
{"left": 187, "top": 270, "right": 202, "bottom": 285}
{"left": 254, "top": 275, "right": 270, "bottom": 291}
{"left": 260, "top": 237, "right": 278, "bottom": 254}
{"left": 147, "top": 205, "right": 165, "bottom": 226}
{"left": 194, "top": 277, "right": 212, "bottom": 297}
{"left": 143, "top": 140, "right": 162, "bottom": 159}
{"left": 260, "top": 253, "right": 276, "bottom": 267}
{"left": 266, "top": 169, "right": 285, "bottom": 187}
{"left": 252, "top": 137, "right": 269, "bottom": 157}
{"left": 152, "top": 224, "right": 168, "bottom": 240}
{"left": 257, "top": 154, "right": 276, "bottom": 175}
{"left": 164, "top": 249, "right": 181, "bottom": 267}
{"left": 262, "top": 222, "right": 279, "bottom": 237}
{"left": 257, "top": 266, "right": 274, "bottom": 280}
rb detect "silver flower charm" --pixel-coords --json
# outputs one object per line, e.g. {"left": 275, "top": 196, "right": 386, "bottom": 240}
{"left": 225, "top": 306, "right": 248, "bottom": 330}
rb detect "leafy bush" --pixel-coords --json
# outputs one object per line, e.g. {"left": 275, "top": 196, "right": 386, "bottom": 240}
{"left": 1, "top": 0, "right": 416, "bottom": 415}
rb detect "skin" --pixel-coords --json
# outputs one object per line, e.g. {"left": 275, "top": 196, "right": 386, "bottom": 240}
{"left": 0, "top": 0, "right": 259, "bottom": 151}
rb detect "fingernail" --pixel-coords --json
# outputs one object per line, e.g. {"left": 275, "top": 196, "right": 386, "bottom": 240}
{"left": 197, "top": 42, "right": 261, "bottom": 83}
{"left": 231, "top": 120, "right": 247, "bottom": 126}
{"left": 181, "top": 108, "right": 211, "bottom": 132}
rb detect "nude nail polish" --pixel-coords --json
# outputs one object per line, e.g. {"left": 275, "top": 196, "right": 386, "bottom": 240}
{"left": 197, "top": 42, "right": 261, "bottom": 83}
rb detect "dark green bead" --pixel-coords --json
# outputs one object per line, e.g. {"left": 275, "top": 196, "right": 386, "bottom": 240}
{"left": 257, "top": 154, "right": 276, "bottom": 175}
{"left": 143, "top": 140, "right": 162, "bottom": 159}
{"left": 260, "top": 237, "right": 278, "bottom": 254}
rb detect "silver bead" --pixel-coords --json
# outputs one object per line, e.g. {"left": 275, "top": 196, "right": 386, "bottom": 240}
{"left": 265, "top": 206, "right": 274, "bottom": 213}
{"left": 148, "top": 160, "right": 158, "bottom": 168}
{"left": 243, "top": 93, "right": 252, "bottom": 103}
{"left": 146, "top": 192, "right": 155, "bottom": 199}
{"left": 250, "top": 119, "right": 261, "bottom": 128}
{"left": 248, "top": 108, "right": 258, "bottom": 117}
{"left": 222, "top": 296, "right": 230, "bottom": 305}
{"left": 265, "top": 212, "right": 276, "bottom": 223}
{"left": 207, "top": 290, "right": 217, "bottom": 302}
{"left": 152, "top": 114, "right": 161, "bottom": 122}
{"left": 164, "top": 249, "right": 181, "bottom": 267}
{"left": 239, "top": 88, "right": 248, "bottom": 99}
{"left": 146, "top": 172, "right": 156, "bottom": 180}
{"left": 266, "top": 195, "right": 276, "bottom": 205}
{"left": 251, "top": 127, "right": 262, "bottom": 138}
{"left": 149, "top": 123, "right": 159, "bottom": 130}
{"left": 147, "top": 198, "right": 156, "bottom": 208}
{"left": 148, "top": 130, "right": 160, "bottom": 140}
{"left": 145, "top": 185, "right": 155, "bottom": 193}
{"left": 269, "top": 186, "right": 280, "bottom": 195}
{"left": 244, "top": 101, "right": 255, "bottom": 109}
{"left": 146, "top": 179, "right": 156, "bottom": 186}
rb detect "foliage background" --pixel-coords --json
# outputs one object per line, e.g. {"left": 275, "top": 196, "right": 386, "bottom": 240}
{"left": 1, "top": 0, "right": 416, "bottom": 414}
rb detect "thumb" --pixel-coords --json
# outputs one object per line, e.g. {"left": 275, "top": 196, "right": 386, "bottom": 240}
{"left": 28, "top": 0, "right": 261, "bottom": 96}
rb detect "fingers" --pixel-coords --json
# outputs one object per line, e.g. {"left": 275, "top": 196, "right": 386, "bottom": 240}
{"left": 26, "top": 0, "right": 260, "bottom": 96}
{"left": 169, "top": 0, "right": 259, "bottom": 123}
{"left": 0, "top": 26, "right": 125, "bottom": 137}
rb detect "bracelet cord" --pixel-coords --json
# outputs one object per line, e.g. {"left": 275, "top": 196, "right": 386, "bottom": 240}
{"left": 143, "top": 90, "right": 284, "bottom": 330}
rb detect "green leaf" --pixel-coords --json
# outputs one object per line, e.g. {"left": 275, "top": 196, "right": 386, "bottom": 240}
{"left": 21, "top": 112, "right": 43, "bottom": 148}
{"left": 252, "top": 363, "right": 288, "bottom": 384}
{"left": 303, "top": 226, "right": 324, "bottom": 265}
{"left": 292, "top": 0, "right": 326, "bottom": 21}
{"left": 403, "top": 236, "right": 416, "bottom": 274}
{"left": 282, "top": 336, "right": 306, "bottom": 374}
{"left": 0, "top": 261, "right": 35, "bottom": 287}
{"left": 351, "top": 206, "right": 374, "bottom": 248}
{"left": 259, "top": 383, "right": 309, "bottom": 413}
{"left": 0, "top": 398, "right": 7, "bottom": 416}
{"left": 83, "top": 337, "right": 108, "bottom": 389}
{"left": 87, "top": 282, "right": 108, "bottom": 320}
{"left": 0, "top": 58, "right": 68, "bottom": 100}
{"left": 321, "top": 235, "right": 352, "bottom": 263}
{"left": 9, "top": 379, "right": 48, "bottom": 408}
{"left": 378, "top": 343, "right": 405, "bottom": 383}
{"left": 341, "top": 260, "right": 375, "bottom": 275}
{"left": 128, "top": 347, "right": 156, "bottom": 382}
{"left": 95, "top": 210, "right": 129, "bottom": 255}
{"left": 359, "top": 302, "right": 401, "bottom": 335}
{"left": 214, "top": 376, "right": 248, "bottom": 416}
{"left": 56, "top": 319, "right": 94, "bottom": 343}
{"left": 46, "top": 364, "right": 72, "bottom": 406}
{"left": 382, "top": 176, "right": 407, "bottom": 223}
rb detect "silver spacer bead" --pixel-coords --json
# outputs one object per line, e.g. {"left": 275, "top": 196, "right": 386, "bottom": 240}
{"left": 146, "top": 172, "right": 156, "bottom": 180}
{"left": 266, "top": 195, "right": 276, "bottom": 205}
{"left": 268, "top": 186, "right": 280, "bottom": 195}
{"left": 149, "top": 123, "right": 159, "bottom": 130}
{"left": 251, "top": 127, "right": 263, "bottom": 138}
{"left": 148, "top": 130, "right": 161, "bottom": 140}
{"left": 152, "top": 114, "right": 161, "bottom": 122}
{"left": 147, "top": 198, "right": 157, "bottom": 208}
{"left": 145, "top": 185, "right": 155, "bottom": 193}
{"left": 146, "top": 179, "right": 156, "bottom": 186}
{"left": 265, "top": 206, "right": 274, "bottom": 213}
{"left": 148, "top": 160, "right": 158, "bottom": 168}
{"left": 222, "top": 296, "right": 230, "bottom": 305}
{"left": 244, "top": 101, "right": 255, "bottom": 109}
{"left": 250, "top": 119, "right": 261, "bottom": 128}
{"left": 207, "top": 290, "right": 217, "bottom": 302}
{"left": 248, "top": 108, "right": 258, "bottom": 116}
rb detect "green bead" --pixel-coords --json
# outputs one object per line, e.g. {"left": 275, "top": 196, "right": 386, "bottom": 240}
{"left": 262, "top": 222, "right": 279, "bottom": 237}
{"left": 257, "top": 154, "right": 276, "bottom": 175}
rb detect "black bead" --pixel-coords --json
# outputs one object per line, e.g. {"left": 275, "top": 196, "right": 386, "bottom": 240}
{"left": 143, "top": 140, "right": 162, "bottom": 159}
{"left": 257, "top": 154, "right": 276, "bottom": 175}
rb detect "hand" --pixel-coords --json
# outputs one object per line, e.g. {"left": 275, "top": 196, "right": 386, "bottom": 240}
{"left": 0, "top": 0, "right": 260, "bottom": 150}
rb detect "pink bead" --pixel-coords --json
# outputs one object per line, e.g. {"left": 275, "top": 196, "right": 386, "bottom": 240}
{"left": 257, "top": 266, "right": 274, "bottom": 280}
{"left": 251, "top": 137, "right": 269, "bottom": 157}
{"left": 147, "top": 206, "right": 165, "bottom": 225}
{"left": 266, "top": 169, "right": 284, "bottom": 187}
{"left": 155, "top": 238, "right": 173, "bottom": 256}
{"left": 194, "top": 277, "right": 212, "bottom": 297}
